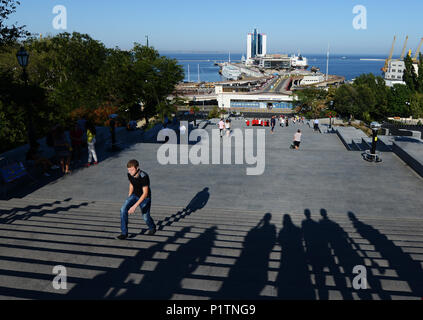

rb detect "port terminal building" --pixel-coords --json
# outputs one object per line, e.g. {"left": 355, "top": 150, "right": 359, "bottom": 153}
{"left": 217, "top": 92, "right": 294, "bottom": 111}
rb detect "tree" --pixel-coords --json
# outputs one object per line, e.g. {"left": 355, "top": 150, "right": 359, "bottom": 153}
{"left": 0, "top": 0, "right": 29, "bottom": 49}
{"left": 409, "top": 92, "right": 423, "bottom": 118}
{"left": 130, "top": 44, "right": 184, "bottom": 124}
{"left": 417, "top": 53, "right": 423, "bottom": 94}
{"left": 332, "top": 74, "right": 389, "bottom": 122}
{"left": 404, "top": 54, "right": 418, "bottom": 92}
{"left": 294, "top": 88, "right": 328, "bottom": 118}
{"left": 387, "top": 84, "right": 412, "bottom": 117}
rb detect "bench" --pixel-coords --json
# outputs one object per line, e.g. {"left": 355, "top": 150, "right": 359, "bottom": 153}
{"left": 0, "top": 159, "right": 36, "bottom": 198}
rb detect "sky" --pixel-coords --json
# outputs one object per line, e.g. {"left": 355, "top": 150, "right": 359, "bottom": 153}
{"left": 7, "top": 0, "right": 423, "bottom": 56}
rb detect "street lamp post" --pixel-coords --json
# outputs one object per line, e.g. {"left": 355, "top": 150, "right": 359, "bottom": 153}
{"left": 329, "top": 101, "right": 334, "bottom": 129}
{"left": 192, "top": 96, "right": 196, "bottom": 126}
{"left": 16, "top": 47, "right": 36, "bottom": 150}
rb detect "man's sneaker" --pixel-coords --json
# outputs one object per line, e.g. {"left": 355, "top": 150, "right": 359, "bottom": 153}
{"left": 85, "top": 163, "right": 91, "bottom": 167}
{"left": 51, "top": 165, "right": 60, "bottom": 170}
{"left": 43, "top": 172, "right": 51, "bottom": 177}
{"left": 147, "top": 228, "right": 156, "bottom": 235}
{"left": 116, "top": 234, "right": 128, "bottom": 240}
{"left": 93, "top": 162, "right": 99, "bottom": 165}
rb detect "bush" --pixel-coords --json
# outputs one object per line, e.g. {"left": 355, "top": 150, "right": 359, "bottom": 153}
{"left": 70, "top": 105, "right": 119, "bottom": 127}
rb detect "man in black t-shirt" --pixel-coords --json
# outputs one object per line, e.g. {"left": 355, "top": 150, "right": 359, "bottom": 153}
{"left": 117, "top": 159, "right": 156, "bottom": 240}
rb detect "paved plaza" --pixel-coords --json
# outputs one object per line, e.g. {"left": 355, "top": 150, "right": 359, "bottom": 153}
{"left": 1, "top": 119, "right": 423, "bottom": 299}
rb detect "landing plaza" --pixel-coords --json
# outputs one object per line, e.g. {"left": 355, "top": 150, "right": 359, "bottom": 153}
{"left": 0, "top": 117, "right": 423, "bottom": 300}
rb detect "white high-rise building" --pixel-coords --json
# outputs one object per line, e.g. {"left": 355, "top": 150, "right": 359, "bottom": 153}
{"left": 247, "top": 29, "right": 267, "bottom": 61}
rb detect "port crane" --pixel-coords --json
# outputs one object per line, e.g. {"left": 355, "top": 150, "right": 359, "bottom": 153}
{"left": 412, "top": 38, "right": 423, "bottom": 62}
{"left": 382, "top": 36, "right": 396, "bottom": 73}
{"left": 400, "top": 36, "right": 409, "bottom": 60}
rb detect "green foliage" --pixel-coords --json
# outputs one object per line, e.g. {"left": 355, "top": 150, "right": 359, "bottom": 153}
{"left": 409, "top": 92, "right": 423, "bottom": 118}
{"left": 0, "top": 0, "right": 30, "bottom": 48}
{"left": 208, "top": 106, "right": 221, "bottom": 119}
{"left": 332, "top": 74, "right": 389, "bottom": 122}
{"left": 404, "top": 55, "right": 418, "bottom": 92}
{"left": 294, "top": 88, "right": 328, "bottom": 118}
{"left": 418, "top": 53, "right": 423, "bottom": 94}
{"left": 0, "top": 32, "right": 185, "bottom": 152}
{"left": 387, "top": 84, "right": 411, "bottom": 117}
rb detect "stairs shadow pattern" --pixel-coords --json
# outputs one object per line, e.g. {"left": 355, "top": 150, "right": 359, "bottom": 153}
{"left": 1, "top": 196, "right": 423, "bottom": 300}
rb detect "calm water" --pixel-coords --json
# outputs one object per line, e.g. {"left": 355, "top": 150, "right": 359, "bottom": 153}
{"left": 161, "top": 52, "right": 386, "bottom": 82}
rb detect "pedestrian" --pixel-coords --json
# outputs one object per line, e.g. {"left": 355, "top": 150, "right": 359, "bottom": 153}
{"left": 117, "top": 159, "right": 156, "bottom": 240}
{"left": 218, "top": 118, "right": 225, "bottom": 138}
{"left": 271, "top": 115, "right": 276, "bottom": 134}
{"left": 285, "top": 117, "right": 289, "bottom": 127}
{"left": 26, "top": 142, "right": 54, "bottom": 177}
{"left": 313, "top": 118, "right": 320, "bottom": 132}
{"left": 179, "top": 123, "right": 187, "bottom": 136}
{"left": 85, "top": 121, "right": 98, "bottom": 167}
{"left": 225, "top": 119, "right": 231, "bottom": 137}
{"left": 53, "top": 126, "right": 72, "bottom": 174}
{"left": 292, "top": 129, "right": 302, "bottom": 150}
{"left": 279, "top": 115, "right": 284, "bottom": 127}
{"left": 70, "top": 121, "right": 83, "bottom": 163}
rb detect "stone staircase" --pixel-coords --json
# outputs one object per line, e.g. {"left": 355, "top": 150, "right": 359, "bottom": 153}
{"left": 1, "top": 197, "right": 422, "bottom": 300}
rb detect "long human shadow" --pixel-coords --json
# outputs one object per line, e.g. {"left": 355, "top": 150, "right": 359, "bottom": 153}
{"left": 319, "top": 209, "right": 389, "bottom": 300}
{"left": 66, "top": 227, "right": 191, "bottom": 299}
{"left": 215, "top": 213, "right": 276, "bottom": 300}
{"left": 0, "top": 198, "right": 88, "bottom": 225}
{"left": 301, "top": 209, "right": 352, "bottom": 300}
{"left": 66, "top": 189, "right": 210, "bottom": 299}
{"left": 156, "top": 187, "right": 210, "bottom": 231}
{"left": 121, "top": 226, "right": 217, "bottom": 299}
{"left": 348, "top": 211, "right": 423, "bottom": 299}
{"left": 67, "top": 226, "right": 217, "bottom": 299}
{"left": 275, "top": 214, "right": 315, "bottom": 300}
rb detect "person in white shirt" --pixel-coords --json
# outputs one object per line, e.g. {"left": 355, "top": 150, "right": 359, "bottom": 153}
{"left": 293, "top": 129, "right": 302, "bottom": 150}
{"left": 225, "top": 119, "right": 231, "bottom": 137}
{"left": 313, "top": 119, "right": 319, "bottom": 132}
{"left": 179, "top": 124, "right": 187, "bottom": 136}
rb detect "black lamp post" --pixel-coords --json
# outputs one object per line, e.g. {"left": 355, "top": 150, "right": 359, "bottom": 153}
{"left": 16, "top": 47, "right": 36, "bottom": 149}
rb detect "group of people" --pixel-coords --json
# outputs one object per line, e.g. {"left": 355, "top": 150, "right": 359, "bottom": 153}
{"left": 218, "top": 118, "right": 232, "bottom": 137}
{"left": 246, "top": 115, "right": 303, "bottom": 150}
{"left": 27, "top": 120, "right": 100, "bottom": 177}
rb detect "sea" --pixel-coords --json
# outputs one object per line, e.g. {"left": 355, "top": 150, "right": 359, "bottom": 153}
{"left": 161, "top": 52, "right": 387, "bottom": 83}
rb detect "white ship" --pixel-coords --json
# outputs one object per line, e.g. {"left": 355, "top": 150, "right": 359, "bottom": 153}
{"left": 221, "top": 64, "right": 242, "bottom": 80}
{"left": 291, "top": 54, "right": 309, "bottom": 69}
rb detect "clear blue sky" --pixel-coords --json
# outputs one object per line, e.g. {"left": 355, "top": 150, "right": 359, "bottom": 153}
{"left": 8, "top": 0, "right": 423, "bottom": 55}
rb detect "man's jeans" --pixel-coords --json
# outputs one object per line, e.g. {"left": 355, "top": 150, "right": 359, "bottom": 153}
{"left": 120, "top": 195, "right": 155, "bottom": 235}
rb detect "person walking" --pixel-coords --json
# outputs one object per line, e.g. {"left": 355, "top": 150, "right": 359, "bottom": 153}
{"left": 85, "top": 121, "right": 98, "bottom": 167}
{"left": 218, "top": 118, "right": 225, "bottom": 138}
{"left": 314, "top": 118, "right": 320, "bottom": 132}
{"left": 271, "top": 115, "right": 276, "bottom": 134}
{"left": 70, "top": 121, "right": 83, "bottom": 163}
{"left": 117, "top": 159, "right": 156, "bottom": 240}
{"left": 53, "top": 126, "right": 72, "bottom": 174}
{"left": 279, "top": 115, "right": 284, "bottom": 127}
{"left": 225, "top": 119, "right": 231, "bottom": 137}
